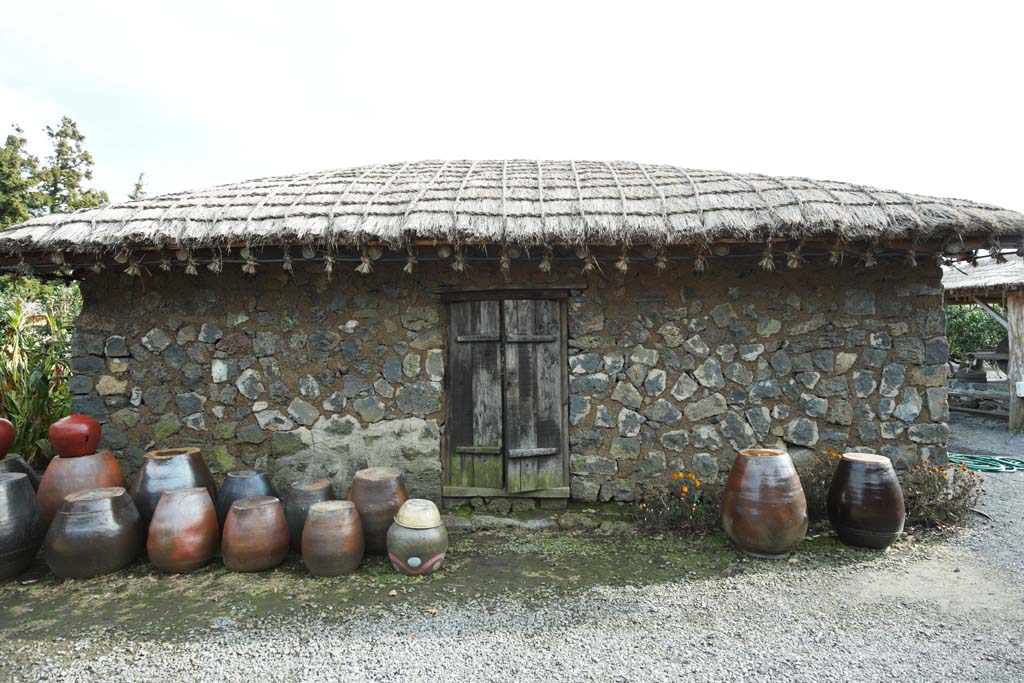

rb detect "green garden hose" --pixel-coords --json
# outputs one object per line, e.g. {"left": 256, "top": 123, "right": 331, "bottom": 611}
{"left": 947, "top": 453, "right": 1024, "bottom": 472}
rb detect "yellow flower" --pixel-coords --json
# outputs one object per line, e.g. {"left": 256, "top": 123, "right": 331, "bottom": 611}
{"left": 694, "top": 481, "right": 701, "bottom": 488}
{"left": 682, "top": 486, "right": 689, "bottom": 494}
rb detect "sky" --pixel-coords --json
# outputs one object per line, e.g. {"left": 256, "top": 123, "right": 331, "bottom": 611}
{"left": 2, "top": 1, "right": 1022, "bottom": 207}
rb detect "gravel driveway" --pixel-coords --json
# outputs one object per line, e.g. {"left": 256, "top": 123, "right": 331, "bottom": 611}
{"left": 3, "top": 420, "right": 1023, "bottom": 682}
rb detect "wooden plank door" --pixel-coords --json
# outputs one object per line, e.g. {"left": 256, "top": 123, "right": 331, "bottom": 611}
{"left": 503, "top": 299, "right": 565, "bottom": 493}
{"left": 446, "top": 300, "right": 505, "bottom": 489}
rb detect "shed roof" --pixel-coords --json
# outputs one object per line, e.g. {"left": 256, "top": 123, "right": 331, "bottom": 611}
{"left": 943, "top": 256, "right": 1024, "bottom": 301}
{"left": 3, "top": 160, "right": 1022, "bottom": 253}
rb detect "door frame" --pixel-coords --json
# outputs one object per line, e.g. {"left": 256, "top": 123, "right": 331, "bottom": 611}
{"left": 440, "top": 289, "right": 571, "bottom": 499}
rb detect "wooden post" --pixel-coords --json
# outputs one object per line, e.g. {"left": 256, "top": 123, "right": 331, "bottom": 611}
{"left": 1008, "top": 291, "right": 1024, "bottom": 431}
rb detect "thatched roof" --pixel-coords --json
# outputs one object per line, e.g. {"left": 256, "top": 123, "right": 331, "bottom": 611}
{"left": 3, "top": 160, "right": 1023, "bottom": 254}
{"left": 943, "top": 256, "right": 1024, "bottom": 301}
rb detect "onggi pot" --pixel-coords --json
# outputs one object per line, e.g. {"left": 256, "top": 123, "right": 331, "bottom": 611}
{"left": 721, "top": 448, "right": 808, "bottom": 558}
{"left": 0, "top": 455, "right": 40, "bottom": 491}
{"left": 386, "top": 499, "right": 448, "bottom": 576}
{"left": 285, "top": 479, "right": 335, "bottom": 551}
{"left": 0, "top": 473, "right": 44, "bottom": 579}
{"left": 48, "top": 414, "right": 101, "bottom": 458}
{"left": 129, "top": 448, "right": 217, "bottom": 525}
{"left": 0, "top": 418, "right": 15, "bottom": 458}
{"left": 221, "top": 496, "right": 289, "bottom": 572}
{"left": 348, "top": 467, "right": 408, "bottom": 554}
{"left": 302, "top": 500, "right": 364, "bottom": 576}
{"left": 828, "top": 452, "right": 906, "bottom": 549}
{"left": 37, "top": 450, "right": 126, "bottom": 526}
{"left": 215, "top": 470, "right": 275, "bottom": 528}
{"left": 44, "top": 487, "right": 143, "bottom": 579}
{"left": 147, "top": 487, "right": 219, "bottom": 573}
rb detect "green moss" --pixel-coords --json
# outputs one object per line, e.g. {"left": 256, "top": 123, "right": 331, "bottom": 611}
{"left": 154, "top": 413, "right": 182, "bottom": 442}
{"left": 213, "top": 421, "right": 238, "bottom": 440}
{"left": 271, "top": 431, "right": 306, "bottom": 456}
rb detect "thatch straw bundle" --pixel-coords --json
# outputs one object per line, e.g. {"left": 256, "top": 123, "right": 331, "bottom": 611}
{"left": 943, "top": 255, "right": 1024, "bottom": 299}
{"left": 2, "top": 161, "right": 1022, "bottom": 259}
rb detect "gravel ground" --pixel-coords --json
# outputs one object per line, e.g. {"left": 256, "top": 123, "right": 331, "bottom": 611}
{"left": 2, "top": 419, "right": 1023, "bottom": 682}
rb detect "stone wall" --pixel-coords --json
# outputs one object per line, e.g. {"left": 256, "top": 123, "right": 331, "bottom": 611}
{"left": 67, "top": 257, "right": 948, "bottom": 504}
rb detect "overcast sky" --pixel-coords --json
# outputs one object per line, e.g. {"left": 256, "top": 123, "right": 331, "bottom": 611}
{"left": 3, "top": 1, "right": 1022, "bottom": 208}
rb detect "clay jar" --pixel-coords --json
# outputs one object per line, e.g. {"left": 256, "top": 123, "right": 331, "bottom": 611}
{"left": 44, "top": 487, "right": 143, "bottom": 579}
{"left": 37, "top": 450, "right": 125, "bottom": 526}
{"left": 0, "top": 473, "right": 44, "bottom": 579}
{"left": 302, "top": 501, "right": 364, "bottom": 576}
{"left": 0, "top": 455, "right": 40, "bottom": 491}
{"left": 285, "top": 479, "right": 335, "bottom": 551}
{"left": 221, "top": 496, "right": 289, "bottom": 572}
{"left": 828, "top": 452, "right": 906, "bottom": 549}
{"left": 147, "top": 487, "right": 219, "bottom": 573}
{"left": 0, "top": 418, "right": 15, "bottom": 458}
{"left": 386, "top": 499, "right": 448, "bottom": 576}
{"left": 48, "top": 414, "right": 101, "bottom": 458}
{"left": 129, "top": 448, "right": 217, "bottom": 525}
{"left": 722, "top": 448, "right": 808, "bottom": 558}
{"left": 348, "top": 467, "right": 408, "bottom": 554}
{"left": 216, "top": 470, "right": 275, "bottom": 528}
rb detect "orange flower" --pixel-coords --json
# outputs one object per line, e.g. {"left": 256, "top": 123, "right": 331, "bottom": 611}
{"left": 682, "top": 486, "right": 689, "bottom": 494}
{"left": 694, "top": 481, "right": 701, "bottom": 488}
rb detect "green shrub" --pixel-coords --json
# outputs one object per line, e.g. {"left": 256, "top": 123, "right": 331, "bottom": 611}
{"left": 633, "top": 470, "right": 724, "bottom": 536}
{"left": 0, "top": 276, "right": 80, "bottom": 466}
{"left": 946, "top": 304, "right": 1005, "bottom": 361}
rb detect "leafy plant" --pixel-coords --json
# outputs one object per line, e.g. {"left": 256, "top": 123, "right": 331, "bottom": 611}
{"left": 634, "top": 470, "right": 724, "bottom": 536}
{"left": 798, "top": 450, "right": 842, "bottom": 521}
{"left": 900, "top": 463, "right": 984, "bottom": 528}
{"left": 0, "top": 277, "right": 80, "bottom": 466}
{"left": 946, "top": 304, "right": 1006, "bottom": 361}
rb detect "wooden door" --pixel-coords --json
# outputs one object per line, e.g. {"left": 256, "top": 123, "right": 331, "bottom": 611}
{"left": 502, "top": 299, "right": 564, "bottom": 493}
{"left": 444, "top": 296, "right": 568, "bottom": 497}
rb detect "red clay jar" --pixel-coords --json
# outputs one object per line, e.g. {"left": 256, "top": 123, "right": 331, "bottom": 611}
{"left": 722, "top": 448, "right": 808, "bottom": 558}
{"left": 0, "top": 418, "right": 15, "bottom": 458}
{"left": 147, "top": 487, "right": 219, "bottom": 573}
{"left": 221, "top": 496, "right": 289, "bottom": 572}
{"left": 348, "top": 467, "right": 408, "bottom": 554}
{"left": 828, "top": 452, "right": 906, "bottom": 550}
{"left": 48, "top": 414, "right": 101, "bottom": 458}
{"left": 37, "top": 450, "right": 126, "bottom": 527}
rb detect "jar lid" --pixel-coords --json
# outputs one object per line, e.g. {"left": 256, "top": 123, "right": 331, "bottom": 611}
{"left": 393, "top": 499, "right": 442, "bottom": 529}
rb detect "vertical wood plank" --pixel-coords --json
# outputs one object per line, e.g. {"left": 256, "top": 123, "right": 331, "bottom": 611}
{"left": 1008, "top": 291, "right": 1024, "bottom": 431}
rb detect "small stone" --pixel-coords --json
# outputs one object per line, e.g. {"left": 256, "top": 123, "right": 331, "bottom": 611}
{"left": 571, "top": 373, "right": 610, "bottom": 393}
{"left": 570, "top": 353, "right": 603, "bottom": 374}
{"left": 670, "top": 374, "right": 698, "bottom": 401}
{"left": 253, "top": 332, "right": 280, "bottom": 357}
{"left": 658, "top": 323, "right": 685, "bottom": 348}
{"left": 287, "top": 398, "right": 320, "bottom": 426}
{"left": 724, "top": 362, "right": 754, "bottom": 386}
{"left": 827, "top": 398, "right": 854, "bottom": 426}
{"left": 694, "top": 358, "right": 725, "bottom": 390}
{"left": 683, "top": 393, "right": 728, "bottom": 422}
{"left": 141, "top": 329, "right": 172, "bottom": 353}
{"left": 104, "top": 336, "right": 129, "bottom": 358}
{"left": 425, "top": 349, "right": 444, "bottom": 382}
{"left": 757, "top": 318, "right": 782, "bottom": 338}
{"left": 749, "top": 379, "right": 782, "bottom": 402}
{"left": 611, "top": 381, "right": 643, "bottom": 409}
{"left": 719, "top": 411, "right": 756, "bottom": 451}
{"left": 925, "top": 337, "right": 949, "bottom": 366}
{"left": 252, "top": 401, "right": 269, "bottom": 412}
{"left": 130, "top": 387, "right": 142, "bottom": 407}
{"left": 795, "top": 371, "right": 820, "bottom": 389}
{"left": 660, "top": 430, "right": 690, "bottom": 452}
{"left": 834, "top": 352, "right": 857, "bottom": 374}
{"left": 396, "top": 381, "right": 441, "bottom": 415}
{"left": 745, "top": 407, "right": 771, "bottom": 439}
{"left": 198, "top": 323, "right": 223, "bottom": 344}
{"left": 255, "top": 410, "right": 295, "bottom": 431}
{"left": 184, "top": 412, "right": 207, "bottom": 431}
{"left": 852, "top": 370, "right": 877, "bottom": 398}
{"left": 894, "top": 387, "right": 923, "bottom": 422}
{"left": 595, "top": 405, "right": 615, "bottom": 428}
{"left": 409, "top": 330, "right": 443, "bottom": 351}
{"left": 299, "top": 375, "right": 321, "bottom": 399}
{"left": 880, "top": 421, "right": 905, "bottom": 439}
{"left": 214, "top": 421, "right": 238, "bottom": 440}
{"left": 322, "top": 392, "right": 347, "bottom": 412}
{"left": 626, "top": 364, "right": 649, "bottom": 388}
{"left": 644, "top": 399, "right": 681, "bottom": 425}
{"left": 641, "top": 450, "right": 667, "bottom": 476}
{"left": 604, "top": 353, "right": 625, "bottom": 374}
{"left": 382, "top": 357, "right": 403, "bottom": 384}
{"left": 709, "top": 303, "right": 737, "bottom": 327}
{"left": 569, "top": 396, "right": 591, "bottom": 425}
{"left": 69, "top": 376, "right": 94, "bottom": 395}
{"left": 154, "top": 413, "right": 182, "bottom": 441}
{"left": 236, "top": 369, "right": 265, "bottom": 400}
{"left": 879, "top": 363, "right": 905, "bottom": 397}
{"left": 843, "top": 289, "right": 876, "bottom": 315}
{"left": 617, "top": 408, "right": 646, "bottom": 437}
{"left": 110, "top": 408, "right": 140, "bottom": 430}
{"left": 643, "top": 368, "right": 667, "bottom": 396}
{"left": 339, "top": 320, "right": 359, "bottom": 333}
{"left": 403, "top": 353, "right": 422, "bottom": 378}
{"left": 71, "top": 356, "right": 104, "bottom": 374}
{"left": 227, "top": 312, "right": 250, "bottom": 327}
{"left": 401, "top": 306, "right": 439, "bottom": 332}
{"left": 739, "top": 344, "right": 765, "bottom": 361}
{"left": 107, "top": 358, "right": 129, "bottom": 374}
{"left": 374, "top": 378, "right": 394, "bottom": 398}
{"left": 609, "top": 437, "right": 641, "bottom": 459}
{"left": 629, "top": 346, "right": 659, "bottom": 367}
{"left": 692, "top": 453, "right": 718, "bottom": 481}
{"left": 799, "top": 393, "right": 828, "bottom": 418}
{"left": 236, "top": 423, "right": 267, "bottom": 444}
{"left": 175, "top": 392, "right": 206, "bottom": 414}
{"left": 770, "top": 350, "right": 792, "bottom": 376}
{"left": 211, "top": 359, "right": 238, "bottom": 384}
{"left": 96, "top": 375, "right": 128, "bottom": 396}
{"left": 691, "top": 424, "right": 722, "bottom": 450}
{"left": 683, "top": 335, "right": 710, "bottom": 359}
{"left": 784, "top": 418, "right": 819, "bottom": 447}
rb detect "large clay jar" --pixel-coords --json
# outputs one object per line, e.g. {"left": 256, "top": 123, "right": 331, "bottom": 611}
{"left": 48, "top": 414, "right": 101, "bottom": 458}
{"left": 129, "top": 448, "right": 217, "bottom": 525}
{"left": 215, "top": 470, "right": 275, "bottom": 528}
{"left": 387, "top": 499, "right": 448, "bottom": 576}
{"left": 722, "top": 448, "right": 808, "bottom": 558}
{"left": 44, "top": 487, "right": 143, "bottom": 579}
{"left": 348, "top": 467, "right": 408, "bottom": 554}
{"left": 0, "top": 473, "right": 44, "bottom": 579}
{"left": 221, "top": 496, "right": 289, "bottom": 572}
{"left": 0, "top": 455, "right": 40, "bottom": 491}
{"left": 0, "top": 418, "right": 15, "bottom": 458}
{"left": 37, "top": 450, "right": 125, "bottom": 526}
{"left": 285, "top": 479, "right": 335, "bottom": 551}
{"left": 828, "top": 452, "right": 906, "bottom": 549}
{"left": 147, "top": 487, "right": 219, "bottom": 573}
{"left": 302, "top": 500, "right": 364, "bottom": 576}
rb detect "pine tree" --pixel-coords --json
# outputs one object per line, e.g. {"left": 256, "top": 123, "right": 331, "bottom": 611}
{"left": 38, "top": 116, "right": 109, "bottom": 214}
{"left": 128, "top": 172, "right": 147, "bottom": 201}
{"left": 0, "top": 125, "right": 42, "bottom": 228}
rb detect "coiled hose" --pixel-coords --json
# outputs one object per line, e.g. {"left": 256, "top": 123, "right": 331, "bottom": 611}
{"left": 948, "top": 453, "right": 1024, "bottom": 472}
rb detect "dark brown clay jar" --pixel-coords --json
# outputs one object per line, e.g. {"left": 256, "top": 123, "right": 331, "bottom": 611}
{"left": 0, "top": 473, "right": 44, "bottom": 579}
{"left": 147, "top": 487, "right": 219, "bottom": 573}
{"left": 722, "top": 448, "right": 808, "bottom": 558}
{"left": 216, "top": 470, "right": 275, "bottom": 528}
{"left": 129, "top": 448, "right": 217, "bottom": 525}
{"left": 37, "top": 451, "right": 125, "bottom": 527}
{"left": 828, "top": 452, "right": 906, "bottom": 549}
{"left": 302, "top": 500, "right": 364, "bottom": 576}
{"left": 348, "top": 467, "right": 408, "bottom": 554}
{"left": 44, "top": 487, "right": 143, "bottom": 579}
{"left": 285, "top": 479, "right": 335, "bottom": 551}
{"left": 221, "top": 496, "right": 289, "bottom": 572}
{"left": 0, "top": 455, "right": 40, "bottom": 491}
